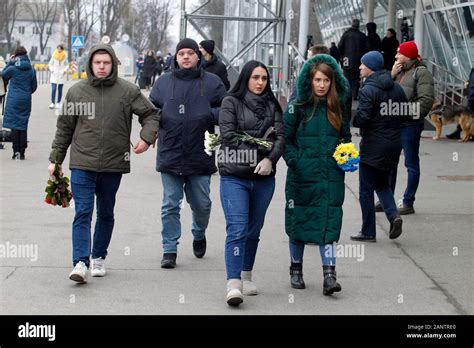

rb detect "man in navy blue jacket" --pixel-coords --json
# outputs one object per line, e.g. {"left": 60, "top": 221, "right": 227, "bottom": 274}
{"left": 150, "top": 38, "right": 226, "bottom": 268}
{"left": 350, "top": 51, "right": 407, "bottom": 242}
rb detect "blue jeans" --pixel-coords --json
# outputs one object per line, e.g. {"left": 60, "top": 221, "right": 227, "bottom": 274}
{"left": 389, "top": 123, "right": 424, "bottom": 206}
{"left": 161, "top": 173, "right": 212, "bottom": 253}
{"left": 359, "top": 163, "right": 399, "bottom": 237}
{"left": 71, "top": 169, "right": 123, "bottom": 267}
{"left": 220, "top": 176, "right": 275, "bottom": 280}
{"left": 289, "top": 239, "right": 336, "bottom": 266}
{"left": 51, "top": 83, "right": 63, "bottom": 104}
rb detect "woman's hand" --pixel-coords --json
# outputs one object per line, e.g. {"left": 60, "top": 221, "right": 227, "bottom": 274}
{"left": 254, "top": 158, "right": 273, "bottom": 176}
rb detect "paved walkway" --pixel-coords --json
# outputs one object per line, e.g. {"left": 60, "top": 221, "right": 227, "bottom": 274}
{"left": 0, "top": 80, "right": 472, "bottom": 315}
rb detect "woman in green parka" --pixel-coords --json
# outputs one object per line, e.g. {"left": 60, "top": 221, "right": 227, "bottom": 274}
{"left": 283, "top": 54, "right": 351, "bottom": 295}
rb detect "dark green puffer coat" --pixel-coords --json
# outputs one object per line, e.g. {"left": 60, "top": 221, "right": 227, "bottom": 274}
{"left": 283, "top": 54, "right": 351, "bottom": 244}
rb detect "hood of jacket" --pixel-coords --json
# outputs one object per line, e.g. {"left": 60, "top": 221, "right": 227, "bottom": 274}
{"left": 201, "top": 54, "right": 219, "bottom": 69}
{"left": 366, "top": 22, "right": 377, "bottom": 34}
{"left": 296, "top": 53, "right": 348, "bottom": 104}
{"left": 13, "top": 54, "right": 33, "bottom": 71}
{"left": 402, "top": 58, "right": 427, "bottom": 71}
{"left": 363, "top": 70, "right": 394, "bottom": 91}
{"left": 86, "top": 44, "right": 119, "bottom": 87}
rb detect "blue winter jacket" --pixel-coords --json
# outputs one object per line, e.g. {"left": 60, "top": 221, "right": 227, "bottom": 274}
{"left": 149, "top": 61, "right": 226, "bottom": 176}
{"left": 353, "top": 70, "right": 407, "bottom": 171}
{"left": 1, "top": 55, "right": 37, "bottom": 131}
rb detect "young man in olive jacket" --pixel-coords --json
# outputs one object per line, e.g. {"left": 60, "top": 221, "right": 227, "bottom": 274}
{"left": 48, "top": 44, "right": 160, "bottom": 283}
{"left": 385, "top": 41, "right": 434, "bottom": 215}
{"left": 149, "top": 38, "right": 226, "bottom": 268}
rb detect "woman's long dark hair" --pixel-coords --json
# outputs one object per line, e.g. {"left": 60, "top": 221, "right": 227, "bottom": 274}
{"left": 227, "top": 60, "right": 282, "bottom": 112}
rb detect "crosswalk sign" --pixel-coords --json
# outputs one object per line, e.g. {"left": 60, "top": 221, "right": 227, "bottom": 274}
{"left": 71, "top": 35, "right": 85, "bottom": 49}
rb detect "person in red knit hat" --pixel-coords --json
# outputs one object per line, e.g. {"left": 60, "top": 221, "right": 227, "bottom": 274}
{"left": 377, "top": 41, "right": 434, "bottom": 216}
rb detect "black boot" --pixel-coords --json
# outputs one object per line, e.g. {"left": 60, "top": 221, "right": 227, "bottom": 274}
{"left": 323, "top": 265, "right": 341, "bottom": 296}
{"left": 289, "top": 263, "right": 305, "bottom": 289}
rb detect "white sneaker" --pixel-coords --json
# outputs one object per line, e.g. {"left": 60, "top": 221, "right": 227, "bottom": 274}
{"left": 55, "top": 103, "right": 61, "bottom": 109}
{"left": 91, "top": 257, "right": 106, "bottom": 277}
{"left": 226, "top": 279, "right": 243, "bottom": 306}
{"left": 69, "top": 261, "right": 88, "bottom": 283}
{"left": 49, "top": 103, "right": 55, "bottom": 109}
{"left": 241, "top": 271, "right": 258, "bottom": 296}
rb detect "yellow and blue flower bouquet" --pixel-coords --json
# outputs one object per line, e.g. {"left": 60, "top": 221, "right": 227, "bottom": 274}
{"left": 333, "top": 142, "right": 360, "bottom": 172}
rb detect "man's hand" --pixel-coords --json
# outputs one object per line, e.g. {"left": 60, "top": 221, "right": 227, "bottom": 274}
{"left": 391, "top": 62, "right": 403, "bottom": 78}
{"left": 254, "top": 158, "right": 273, "bottom": 176}
{"left": 48, "top": 163, "right": 62, "bottom": 177}
{"left": 132, "top": 139, "right": 150, "bottom": 154}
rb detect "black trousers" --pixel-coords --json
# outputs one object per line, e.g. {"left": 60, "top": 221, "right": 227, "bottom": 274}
{"left": 344, "top": 69, "right": 361, "bottom": 100}
{"left": 11, "top": 129, "right": 27, "bottom": 156}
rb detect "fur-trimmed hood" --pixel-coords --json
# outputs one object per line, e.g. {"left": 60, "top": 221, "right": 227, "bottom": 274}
{"left": 296, "top": 53, "right": 348, "bottom": 105}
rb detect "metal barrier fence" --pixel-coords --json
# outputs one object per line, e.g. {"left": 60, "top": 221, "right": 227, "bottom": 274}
{"left": 426, "top": 60, "right": 467, "bottom": 107}
{"left": 35, "top": 68, "right": 51, "bottom": 85}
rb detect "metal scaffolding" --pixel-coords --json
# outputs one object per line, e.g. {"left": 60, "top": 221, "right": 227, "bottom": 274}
{"left": 180, "top": 0, "right": 288, "bottom": 97}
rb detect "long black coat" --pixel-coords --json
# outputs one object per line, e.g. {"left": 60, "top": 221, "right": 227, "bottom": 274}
{"left": 218, "top": 92, "right": 285, "bottom": 179}
{"left": 201, "top": 55, "right": 230, "bottom": 90}
{"left": 366, "top": 22, "right": 382, "bottom": 51}
{"left": 337, "top": 28, "right": 368, "bottom": 70}
{"left": 381, "top": 36, "right": 399, "bottom": 70}
{"left": 353, "top": 70, "right": 407, "bottom": 171}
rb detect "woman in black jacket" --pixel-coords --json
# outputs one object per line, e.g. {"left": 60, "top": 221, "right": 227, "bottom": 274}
{"left": 218, "top": 60, "right": 285, "bottom": 306}
{"left": 142, "top": 50, "right": 157, "bottom": 91}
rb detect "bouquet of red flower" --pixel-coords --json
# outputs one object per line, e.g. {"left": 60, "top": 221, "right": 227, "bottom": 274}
{"left": 44, "top": 163, "right": 73, "bottom": 208}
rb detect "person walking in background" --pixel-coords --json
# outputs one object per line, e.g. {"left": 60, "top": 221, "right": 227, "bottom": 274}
{"left": 48, "top": 44, "right": 68, "bottom": 109}
{"left": 149, "top": 38, "right": 226, "bottom": 269}
{"left": 384, "top": 41, "right": 434, "bottom": 215}
{"left": 199, "top": 40, "right": 231, "bottom": 90}
{"left": 381, "top": 29, "right": 399, "bottom": 70}
{"left": 283, "top": 54, "right": 351, "bottom": 296}
{"left": 366, "top": 22, "right": 382, "bottom": 52}
{"left": 142, "top": 49, "right": 157, "bottom": 91}
{"left": 329, "top": 42, "right": 341, "bottom": 65}
{"left": 0, "top": 56, "right": 6, "bottom": 115}
{"left": 351, "top": 51, "right": 406, "bottom": 243}
{"left": 155, "top": 53, "right": 164, "bottom": 80}
{"left": 135, "top": 53, "right": 144, "bottom": 86}
{"left": 338, "top": 19, "right": 368, "bottom": 101}
{"left": 0, "top": 46, "right": 37, "bottom": 160}
{"left": 163, "top": 52, "right": 173, "bottom": 72}
{"left": 218, "top": 60, "right": 285, "bottom": 306}
{"left": 48, "top": 44, "right": 160, "bottom": 283}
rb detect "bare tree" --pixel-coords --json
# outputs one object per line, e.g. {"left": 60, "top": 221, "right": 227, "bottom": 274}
{"left": 193, "top": 0, "right": 225, "bottom": 50}
{"left": 147, "top": 0, "right": 174, "bottom": 53}
{"left": 63, "top": 0, "right": 79, "bottom": 58}
{"left": 122, "top": 2, "right": 150, "bottom": 53}
{"left": 64, "top": 0, "right": 100, "bottom": 58}
{"left": 99, "top": 0, "right": 131, "bottom": 42}
{"left": 123, "top": 0, "right": 176, "bottom": 54}
{"left": 1, "top": 0, "right": 22, "bottom": 55}
{"left": 25, "top": 0, "right": 59, "bottom": 57}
